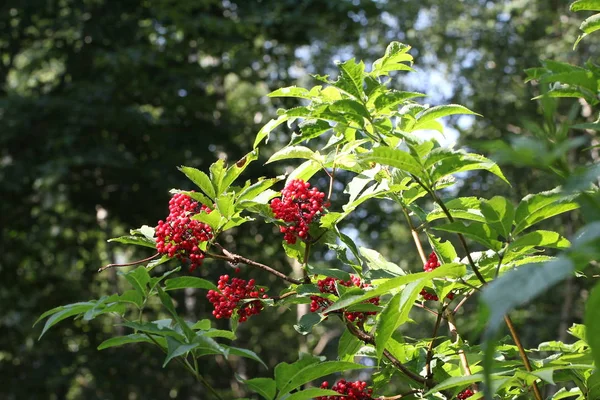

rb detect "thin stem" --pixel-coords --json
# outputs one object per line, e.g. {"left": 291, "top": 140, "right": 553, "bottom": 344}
{"left": 98, "top": 253, "right": 160, "bottom": 272}
{"left": 327, "top": 146, "right": 339, "bottom": 201}
{"left": 302, "top": 242, "right": 312, "bottom": 283}
{"left": 208, "top": 245, "right": 302, "bottom": 285}
{"left": 452, "top": 290, "right": 476, "bottom": 315}
{"left": 344, "top": 322, "right": 431, "bottom": 386}
{"left": 446, "top": 311, "right": 476, "bottom": 392}
{"left": 399, "top": 201, "right": 427, "bottom": 264}
{"left": 412, "top": 176, "right": 542, "bottom": 400}
{"left": 425, "top": 304, "right": 445, "bottom": 381}
{"left": 504, "top": 315, "right": 543, "bottom": 400}
{"left": 414, "top": 302, "right": 439, "bottom": 317}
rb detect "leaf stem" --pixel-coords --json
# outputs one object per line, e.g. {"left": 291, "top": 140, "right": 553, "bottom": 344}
{"left": 208, "top": 244, "right": 302, "bottom": 285}
{"left": 425, "top": 304, "right": 445, "bottom": 381}
{"left": 98, "top": 253, "right": 161, "bottom": 272}
{"left": 446, "top": 310, "right": 476, "bottom": 392}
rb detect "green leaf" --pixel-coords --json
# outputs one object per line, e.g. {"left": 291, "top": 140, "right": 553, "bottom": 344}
{"left": 221, "top": 150, "right": 259, "bottom": 193}
{"left": 430, "top": 152, "right": 509, "bottom": 185}
{"left": 293, "top": 312, "right": 324, "bottom": 335}
{"left": 268, "top": 86, "right": 314, "bottom": 99}
{"left": 226, "top": 346, "right": 268, "bottom": 369}
{"left": 274, "top": 355, "right": 323, "bottom": 390}
{"left": 426, "top": 197, "right": 485, "bottom": 223}
{"left": 284, "top": 389, "right": 346, "bottom": 400}
{"left": 37, "top": 302, "right": 95, "bottom": 338}
{"left": 209, "top": 159, "right": 227, "bottom": 196}
{"left": 216, "top": 192, "right": 236, "bottom": 219}
{"left": 481, "top": 256, "right": 575, "bottom": 340}
{"left": 428, "top": 235, "right": 458, "bottom": 264}
{"left": 508, "top": 230, "right": 571, "bottom": 251}
{"left": 170, "top": 189, "right": 213, "bottom": 208}
{"left": 585, "top": 282, "right": 600, "bottom": 368}
{"left": 254, "top": 115, "right": 291, "bottom": 148}
{"left": 361, "top": 146, "right": 424, "bottom": 178}
{"left": 97, "top": 333, "right": 154, "bottom": 350}
{"left": 480, "top": 196, "right": 514, "bottom": 239}
{"left": 237, "top": 177, "right": 283, "bottom": 204}
{"left": 163, "top": 336, "right": 200, "bottom": 367}
{"left": 164, "top": 276, "right": 218, "bottom": 291}
{"left": 277, "top": 361, "right": 366, "bottom": 397}
{"left": 571, "top": 0, "right": 600, "bottom": 11}
{"left": 373, "top": 90, "right": 425, "bottom": 112}
{"left": 121, "top": 266, "right": 151, "bottom": 296}
{"left": 425, "top": 372, "right": 510, "bottom": 395}
{"left": 291, "top": 120, "right": 332, "bottom": 145}
{"left": 178, "top": 166, "right": 216, "bottom": 199}
{"left": 433, "top": 221, "right": 502, "bottom": 251}
{"left": 333, "top": 58, "right": 366, "bottom": 99}
{"left": 330, "top": 99, "right": 370, "bottom": 119}
{"left": 266, "top": 146, "right": 316, "bottom": 164}
{"left": 338, "top": 328, "right": 363, "bottom": 361}
{"left": 326, "top": 263, "right": 466, "bottom": 313}
{"left": 244, "top": 377, "right": 276, "bottom": 400}
{"left": 287, "top": 160, "right": 322, "bottom": 182}
{"left": 156, "top": 287, "right": 195, "bottom": 341}
{"left": 108, "top": 235, "right": 156, "bottom": 249}
{"left": 580, "top": 13, "right": 600, "bottom": 35}
{"left": 359, "top": 247, "right": 406, "bottom": 277}
{"left": 370, "top": 42, "right": 414, "bottom": 77}
{"left": 120, "top": 320, "right": 185, "bottom": 340}
{"left": 375, "top": 280, "right": 423, "bottom": 360}
{"left": 414, "top": 104, "right": 480, "bottom": 130}
{"left": 514, "top": 189, "right": 579, "bottom": 235}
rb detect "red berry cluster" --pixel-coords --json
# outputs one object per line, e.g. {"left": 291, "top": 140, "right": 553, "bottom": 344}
{"left": 269, "top": 179, "right": 328, "bottom": 244}
{"left": 457, "top": 389, "right": 474, "bottom": 399}
{"left": 310, "top": 275, "right": 379, "bottom": 323}
{"left": 206, "top": 275, "right": 268, "bottom": 322}
{"left": 155, "top": 193, "right": 213, "bottom": 271}
{"left": 316, "top": 380, "right": 373, "bottom": 400}
{"left": 419, "top": 252, "right": 454, "bottom": 301}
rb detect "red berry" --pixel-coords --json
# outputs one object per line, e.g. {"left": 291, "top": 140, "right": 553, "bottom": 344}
{"left": 316, "top": 380, "right": 373, "bottom": 399}
{"left": 457, "top": 389, "right": 474, "bottom": 399}
{"left": 155, "top": 193, "right": 213, "bottom": 271}
{"left": 310, "top": 275, "right": 380, "bottom": 324}
{"left": 207, "top": 275, "right": 268, "bottom": 323}
{"left": 269, "top": 179, "right": 328, "bottom": 244}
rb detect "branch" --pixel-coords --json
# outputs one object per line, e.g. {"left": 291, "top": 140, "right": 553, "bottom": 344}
{"left": 425, "top": 305, "right": 445, "bottom": 381}
{"left": 446, "top": 311, "right": 476, "bottom": 392}
{"left": 98, "top": 253, "right": 161, "bottom": 272}
{"left": 412, "top": 176, "right": 543, "bottom": 400}
{"left": 378, "top": 390, "right": 421, "bottom": 399}
{"left": 208, "top": 244, "right": 302, "bottom": 285}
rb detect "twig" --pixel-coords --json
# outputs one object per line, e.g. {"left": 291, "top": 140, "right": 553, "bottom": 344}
{"left": 414, "top": 302, "right": 439, "bottom": 317}
{"left": 413, "top": 176, "right": 543, "bottom": 400}
{"left": 208, "top": 244, "right": 302, "bottom": 285}
{"left": 452, "top": 290, "right": 476, "bottom": 315}
{"left": 446, "top": 310, "right": 476, "bottom": 392}
{"left": 302, "top": 242, "right": 311, "bottom": 283}
{"left": 98, "top": 253, "right": 161, "bottom": 272}
{"left": 425, "top": 305, "right": 446, "bottom": 381}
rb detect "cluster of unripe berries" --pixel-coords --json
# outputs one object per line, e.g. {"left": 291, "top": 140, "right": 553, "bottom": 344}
{"left": 206, "top": 275, "right": 268, "bottom": 322}
{"left": 310, "top": 275, "right": 379, "bottom": 323}
{"left": 316, "top": 380, "right": 373, "bottom": 400}
{"left": 155, "top": 193, "right": 213, "bottom": 271}
{"left": 269, "top": 179, "right": 328, "bottom": 244}
{"left": 419, "top": 252, "right": 454, "bottom": 301}
{"left": 457, "top": 389, "right": 474, "bottom": 399}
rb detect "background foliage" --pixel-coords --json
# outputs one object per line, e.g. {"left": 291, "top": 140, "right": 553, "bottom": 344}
{"left": 1, "top": 0, "right": 597, "bottom": 399}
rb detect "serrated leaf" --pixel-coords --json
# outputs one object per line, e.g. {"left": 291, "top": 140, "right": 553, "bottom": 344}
{"left": 375, "top": 280, "right": 423, "bottom": 360}
{"left": 98, "top": 334, "right": 154, "bottom": 350}
{"left": 414, "top": 104, "right": 480, "bottom": 130}
{"left": 277, "top": 361, "right": 367, "bottom": 397}
{"left": 285, "top": 389, "right": 345, "bottom": 400}
{"left": 164, "top": 276, "right": 217, "bottom": 291}
{"left": 290, "top": 120, "right": 331, "bottom": 145}
{"left": 120, "top": 320, "right": 185, "bottom": 340}
{"left": 571, "top": 0, "right": 600, "bottom": 11}
{"left": 108, "top": 235, "right": 156, "bottom": 249}
{"left": 580, "top": 13, "right": 600, "bottom": 35}
{"left": 237, "top": 177, "right": 283, "bottom": 204}
{"left": 508, "top": 230, "right": 571, "bottom": 251}
{"left": 221, "top": 150, "right": 259, "bottom": 193}
{"left": 359, "top": 247, "right": 405, "bottom": 277}
{"left": 333, "top": 58, "right": 366, "bottom": 99}
{"left": 226, "top": 346, "right": 268, "bottom": 369}
{"left": 244, "top": 377, "right": 276, "bottom": 400}
{"left": 286, "top": 160, "right": 322, "bottom": 182}
{"left": 514, "top": 189, "right": 579, "bottom": 235}
{"left": 371, "top": 41, "right": 414, "bottom": 77}
{"left": 268, "top": 86, "right": 314, "bottom": 99}
{"left": 338, "top": 328, "right": 363, "bottom": 361}
{"left": 326, "top": 263, "right": 466, "bottom": 313}
{"left": 37, "top": 303, "right": 96, "bottom": 339}
{"left": 266, "top": 146, "right": 316, "bottom": 164}
{"left": 254, "top": 115, "right": 291, "bottom": 148}
{"left": 433, "top": 221, "right": 502, "bottom": 251}
{"left": 274, "top": 355, "right": 323, "bottom": 390}
{"left": 361, "top": 146, "right": 424, "bottom": 178}
{"left": 293, "top": 312, "right": 324, "bottom": 335}
{"left": 178, "top": 166, "right": 216, "bottom": 199}
{"left": 480, "top": 196, "right": 514, "bottom": 239}
{"left": 430, "top": 152, "right": 509, "bottom": 185}
{"left": 373, "top": 90, "right": 425, "bottom": 112}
